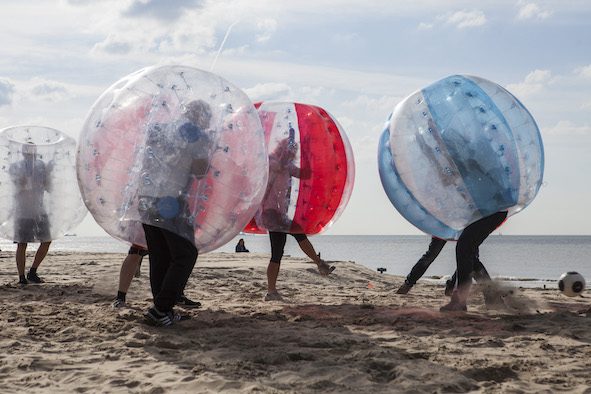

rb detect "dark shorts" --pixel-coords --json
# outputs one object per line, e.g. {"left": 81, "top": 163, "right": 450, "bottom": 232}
{"left": 128, "top": 245, "right": 149, "bottom": 257}
{"left": 269, "top": 231, "right": 307, "bottom": 264}
{"left": 14, "top": 215, "right": 51, "bottom": 243}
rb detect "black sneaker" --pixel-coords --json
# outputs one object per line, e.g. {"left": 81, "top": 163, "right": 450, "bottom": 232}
{"left": 144, "top": 306, "right": 174, "bottom": 327}
{"left": 396, "top": 282, "right": 413, "bottom": 294}
{"left": 177, "top": 295, "right": 201, "bottom": 309}
{"left": 18, "top": 277, "right": 28, "bottom": 285}
{"left": 26, "top": 271, "right": 44, "bottom": 284}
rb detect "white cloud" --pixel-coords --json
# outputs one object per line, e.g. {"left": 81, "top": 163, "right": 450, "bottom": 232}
{"left": 517, "top": 2, "right": 553, "bottom": 20}
{"left": 439, "top": 9, "right": 487, "bottom": 29}
{"left": 341, "top": 95, "right": 402, "bottom": 117}
{"left": 123, "top": 0, "right": 206, "bottom": 21}
{"left": 545, "top": 120, "right": 591, "bottom": 135}
{"left": 348, "top": 134, "right": 379, "bottom": 162}
{"left": 89, "top": 9, "right": 218, "bottom": 58}
{"left": 255, "top": 18, "right": 277, "bottom": 43}
{"left": 244, "top": 82, "right": 293, "bottom": 102}
{"left": 0, "top": 79, "right": 15, "bottom": 106}
{"left": 575, "top": 64, "right": 591, "bottom": 79}
{"left": 506, "top": 69, "right": 553, "bottom": 97}
{"left": 92, "top": 34, "right": 133, "bottom": 55}
{"left": 29, "top": 79, "right": 73, "bottom": 102}
{"left": 216, "top": 57, "right": 427, "bottom": 99}
{"left": 243, "top": 82, "right": 338, "bottom": 105}
{"left": 420, "top": 9, "right": 487, "bottom": 30}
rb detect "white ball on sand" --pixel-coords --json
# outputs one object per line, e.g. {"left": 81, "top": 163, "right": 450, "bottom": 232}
{"left": 558, "top": 272, "right": 586, "bottom": 297}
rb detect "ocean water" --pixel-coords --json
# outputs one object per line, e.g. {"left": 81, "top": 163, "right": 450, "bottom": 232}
{"left": 2, "top": 235, "right": 589, "bottom": 289}
{"left": 218, "top": 234, "right": 590, "bottom": 288}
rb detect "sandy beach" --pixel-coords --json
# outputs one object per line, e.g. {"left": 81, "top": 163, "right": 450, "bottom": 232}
{"left": 0, "top": 249, "right": 590, "bottom": 393}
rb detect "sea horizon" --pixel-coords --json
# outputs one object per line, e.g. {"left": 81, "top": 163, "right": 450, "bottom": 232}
{"left": 1, "top": 234, "right": 588, "bottom": 289}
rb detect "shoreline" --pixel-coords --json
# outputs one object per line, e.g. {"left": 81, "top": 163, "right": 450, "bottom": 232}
{"left": 1, "top": 235, "right": 588, "bottom": 285}
{"left": 1, "top": 251, "right": 590, "bottom": 392}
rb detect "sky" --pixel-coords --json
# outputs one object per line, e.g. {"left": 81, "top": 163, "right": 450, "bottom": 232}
{"left": 0, "top": 0, "right": 589, "bottom": 236}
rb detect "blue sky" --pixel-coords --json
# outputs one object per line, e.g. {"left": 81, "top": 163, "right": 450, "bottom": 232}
{"left": 0, "top": 0, "right": 589, "bottom": 235}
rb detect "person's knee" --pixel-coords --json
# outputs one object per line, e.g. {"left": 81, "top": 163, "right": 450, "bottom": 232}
{"left": 270, "top": 246, "right": 285, "bottom": 263}
{"left": 270, "top": 251, "right": 283, "bottom": 264}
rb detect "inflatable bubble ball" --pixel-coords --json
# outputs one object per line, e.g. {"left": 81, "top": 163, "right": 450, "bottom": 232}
{"left": 244, "top": 101, "right": 355, "bottom": 235}
{"left": 378, "top": 75, "right": 544, "bottom": 240}
{"left": 0, "top": 126, "right": 87, "bottom": 242}
{"left": 77, "top": 65, "right": 268, "bottom": 252}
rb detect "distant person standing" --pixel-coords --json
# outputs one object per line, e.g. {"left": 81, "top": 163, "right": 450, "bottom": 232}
{"left": 235, "top": 238, "right": 249, "bottom": 253}
{"left": 9, "top": 142, "right": 52, "bottom": 284}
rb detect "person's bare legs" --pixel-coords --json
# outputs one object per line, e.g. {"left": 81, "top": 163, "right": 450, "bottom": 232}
{"left": 266, "top": 261, "right": 280, "bottom": 293}
{"left": 297, "top": 238, "right": 334, "bottom": 275}
{"left": 16, "top": 243, "right": 27, "bottom": 278}
{"left": 296, "top": 238, "right": 321, "bottom": 263}
{"left": 118, "top": 253, "right": 143, "bottom": 294}
{"left": 32, "top": 242, "right": 51, "bottom": 269}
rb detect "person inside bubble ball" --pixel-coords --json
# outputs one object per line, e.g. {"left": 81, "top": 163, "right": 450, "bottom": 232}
{"left": 9, "top": 142, "right": 53, "bottom": 284}
{"left": 440, "top": 211, "right": 508, "bottom": 312}
{"left": 137, "top": 99, "right": 213, "bottom": 326}
{"left": 262, "top": 127, "right": 335, "bottom": 302}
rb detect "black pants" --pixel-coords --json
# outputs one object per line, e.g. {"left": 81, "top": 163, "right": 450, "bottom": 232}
{"left": 448, "top": 255, "right": 491, "bottom": 287}
{"left": 269, "top": 231, "right": 307, "bottom": 264}
{"left": 456, "top": 211, "right": 508, "bottom": 288}
{"left": 406, "top": 237, "right": 447, "bottom": 285}
{"left": 142, "top": 224, "right": 198, "bottom": 312}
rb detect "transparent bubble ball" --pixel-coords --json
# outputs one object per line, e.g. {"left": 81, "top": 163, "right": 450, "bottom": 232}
{"left": 77, "top": 65, "right": 268, "bottom": 252}
{"left": 0, "top": 126, "right": 87, "bottom": 242}
{"left": 378, "top": 75, "right": 544, "bottom": 240}
{"left": 244, "top": 102, "right": 355, "bottom": 235}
